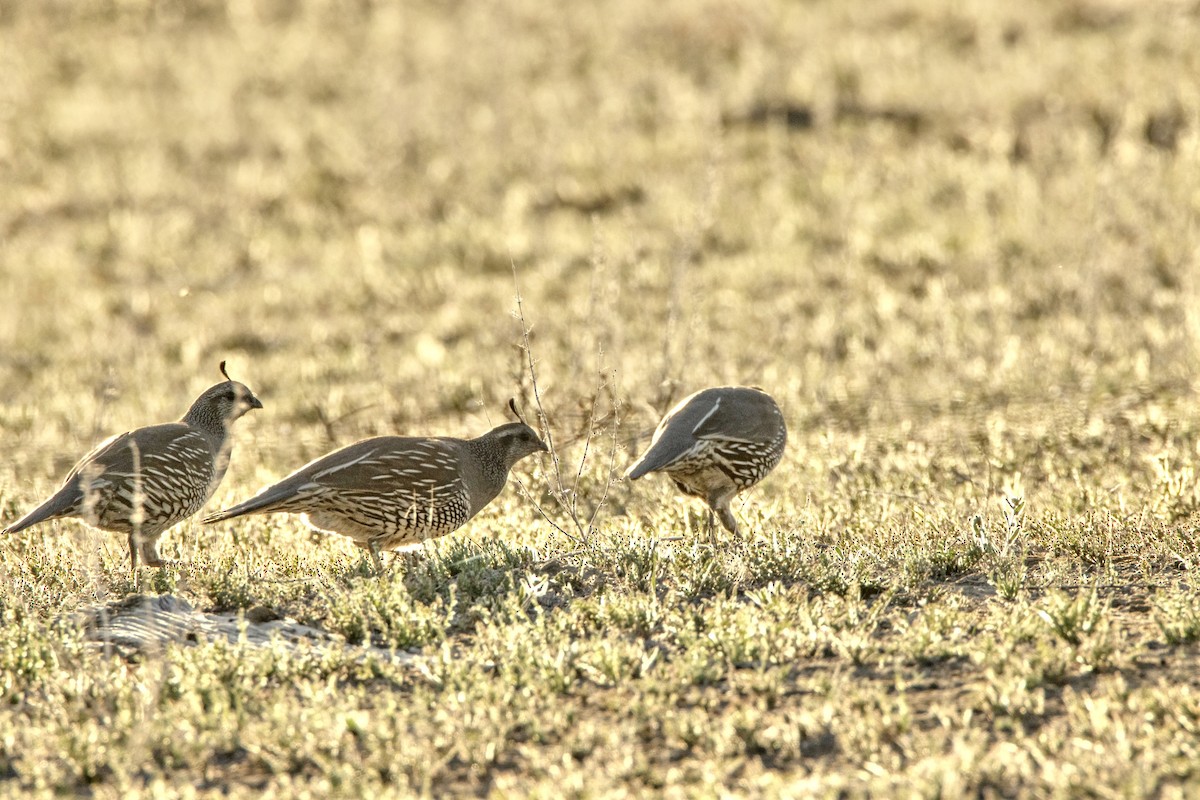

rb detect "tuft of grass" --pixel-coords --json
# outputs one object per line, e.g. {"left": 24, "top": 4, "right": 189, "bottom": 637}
{"left": 1153, "top": 588, "right": 1200, "bottom": 645}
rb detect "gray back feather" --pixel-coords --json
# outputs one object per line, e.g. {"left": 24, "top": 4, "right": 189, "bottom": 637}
{"left": 203, "top": 423, "right": 546, "bottom": 525}
{"left": 625, "top": 386, "right": 785, "bottom": 479}
{"left": 3, "top": 372, "right": 261, "bottom": 536}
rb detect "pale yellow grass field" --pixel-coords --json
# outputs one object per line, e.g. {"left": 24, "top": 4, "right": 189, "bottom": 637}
{"left": 2, "top": 0, "right": 1200, "bottom": 795}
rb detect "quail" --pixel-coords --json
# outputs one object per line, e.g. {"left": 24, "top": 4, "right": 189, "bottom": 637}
{"left": 3, "top": 362, "right": 263, "bottom": 582}
{"left": 625, "top": 386, "right": 787, "bottom": 537}
{"left": 203, "top": 401, "right": 548, "bottom": 572}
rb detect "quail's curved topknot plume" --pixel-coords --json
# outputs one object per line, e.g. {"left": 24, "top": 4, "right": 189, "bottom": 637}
{"left": 508, "top": 397, "right": 527, "bottom": 424}
{"left": 203, "top": 408, "right": 548, "bottom": 572}
{"left": 2, "top": 362, "right": 263, "bottom": 584}
{"left": 625, "top": 386, "right": 787, "bottom": 537}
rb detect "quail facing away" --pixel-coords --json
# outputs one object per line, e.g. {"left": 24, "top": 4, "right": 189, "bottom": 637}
{"left": 625, "top": 386, "right": 787, "bottom": 537}
{"left": 203, "top": 403, "right": 548, "bottom": 572}
{"left": 3, "top": 362, "right": 263, "bottom": 582}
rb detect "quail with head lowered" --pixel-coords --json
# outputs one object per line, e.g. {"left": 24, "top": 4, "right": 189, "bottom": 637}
{"left": 203, "top": 400, "right": 548, "bottom": 572}
{"left": 3, "top": 362, "right": 263, "bottom": 583}
{"left": 625, "top": 386, "right": 787, "bottom": 538}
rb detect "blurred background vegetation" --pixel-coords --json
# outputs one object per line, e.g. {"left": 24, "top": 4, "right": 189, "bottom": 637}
{"left": 3, "top": 0, "right": 1197, "bottom": 440}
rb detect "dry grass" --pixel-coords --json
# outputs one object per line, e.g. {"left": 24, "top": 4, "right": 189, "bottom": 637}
{"left": 3, "top": 0, "right": 1200, "bottom": 795}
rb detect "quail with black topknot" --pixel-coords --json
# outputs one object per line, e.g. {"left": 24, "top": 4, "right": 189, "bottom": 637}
{"left": 625, "top": 386, "right": 787, "bottom": 538}
{"left": 203, "top": 400, "right": 548, "bottom": 572}
{"left": 3, "top": 362, "right": 263, "bottom": 583}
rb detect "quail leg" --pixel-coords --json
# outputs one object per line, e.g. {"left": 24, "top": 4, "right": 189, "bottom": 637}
{"left": 368, "top": 540, "right": 385, "bottom": 574}
{"left": 717, "top": 506, "right": 739, "bottom": 538}
{"left": 128, "top": 532, "right": 141, "bottom": 589}
{"left": 138, "top": 536, "right": 173, "bottom": 568}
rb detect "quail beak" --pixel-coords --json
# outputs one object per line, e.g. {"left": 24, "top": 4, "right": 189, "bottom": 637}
{"left": 248, "top": 395, "right": 264, "bottom": 411}
{"left": 535, "top": 437, "right": 549, "bottom": 453}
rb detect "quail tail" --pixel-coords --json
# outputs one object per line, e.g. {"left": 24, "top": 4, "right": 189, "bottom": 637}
{"left": 202, "top": 480, "right": 305, "bottom": 524}
{"left": 625, "top": 450, "right": 669, "bottom": 482}
{"left": 1, "top": 488, "right": 78, "bottom": 536}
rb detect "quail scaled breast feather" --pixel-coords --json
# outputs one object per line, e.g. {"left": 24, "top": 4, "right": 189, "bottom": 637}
{"left": 625, "top": 386, "right": 787, "bottom": 536}
{"left": 203, "top": 420, "right": 548, "bottom": 572}
{"left": 1, "top": 362, "right": 263, "bottom": 581}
